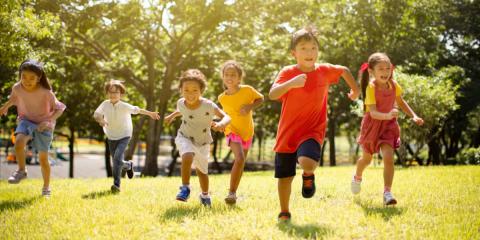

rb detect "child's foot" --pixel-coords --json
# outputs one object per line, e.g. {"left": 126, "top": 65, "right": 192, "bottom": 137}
{"left": 278, "top": 211, "right": 291, "bottom": 222}
{"left": 126, "top": 161, "right": 134, "bottom": 179}
{"left": 351, "top": 175, "right": 362, "bottom": 195}
{"left": 301, "top": 173, "right": 315, "bottom": 198}
{"left": 199, "top": 193, "right": 211, "bottom": 207}
{"left": 8, "top": 170, "right": 27, "bottom": 184}
{"left": 111, "top": 184, "right": 120, "bottom": 193}
{"left": 224, "top": 192, "right": 237, "bottom": 205}
{"left": 42, "top": 187, "right": 51, "bottom": 198}
{"left": 383, "top": 191, "right": 397, "bottom": 205}
{"left": 176, "top": 185, "right": 190, "bottom": 202}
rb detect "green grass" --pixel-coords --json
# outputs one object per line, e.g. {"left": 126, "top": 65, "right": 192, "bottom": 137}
{"left": 1, "top": 166, "right": 479, "bottom": 239}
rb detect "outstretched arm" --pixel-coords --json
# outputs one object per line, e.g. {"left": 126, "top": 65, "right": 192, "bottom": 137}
{"left": 139, "top": 109, "right": 160, "bottom": 120}
{"left": 396, "top": 96, "right": 424, "bottom": 125}
{"left": 340, "top": 67, "right": 360, "bottom": 100}
{"left": 269, "top": 74, "right": 306, "bottom": 100}
{"left": 0, "top": 98, "right": 14, "bottom": 116}
{"left": 212, "top": 107, "right": 231, "bottom": 132}
{"left": 164, "top": 110, "right": 181, "bottom": 125}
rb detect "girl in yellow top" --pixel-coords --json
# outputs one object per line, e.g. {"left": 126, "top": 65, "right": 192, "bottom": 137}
{"left": 218, "top": 60, "right": 264, "bottom": 204}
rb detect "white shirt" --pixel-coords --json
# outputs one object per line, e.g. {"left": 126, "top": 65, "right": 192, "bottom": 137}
{"left": 94, "top": 100, "right": 140, "bottom": 140}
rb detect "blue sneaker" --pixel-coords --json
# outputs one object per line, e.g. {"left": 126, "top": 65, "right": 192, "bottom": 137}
{"left": 199, "top": 194, "right": 211, "bottom": 207}
{"left": 176, "top": 186, "right": 190, "bottom": 201}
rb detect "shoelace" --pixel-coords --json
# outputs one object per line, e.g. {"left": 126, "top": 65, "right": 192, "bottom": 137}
{"left": 303, "top": 178, "right": 313, "bottom": 188}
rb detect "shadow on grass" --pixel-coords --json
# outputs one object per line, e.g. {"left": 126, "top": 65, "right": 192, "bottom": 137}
{"left": 160, "top": 203, "right": 240, "bottom": 223}
{"left": 354, "top": 198, "right": 404, "bottom": 221}
{"left": 82, "top": 190, "right": 117, "bottom": 199}
{"left": 277, "top": 222, "right": 332, "bottom": 239}
{"left": 0, "top": 196, "right": 39, "bottom": 213}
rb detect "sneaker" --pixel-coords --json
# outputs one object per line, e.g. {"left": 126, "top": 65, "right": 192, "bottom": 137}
{"left": 126, "top": 161, "right": 134, "bottom": 179}
{"left": 351, "top": 175, "right": 362, "bottom": 195}
{"left": 8, "top": 170, "right": 27, "bottom": 184}
{"left": 278, "top": 211, "right": 291, "bottom": 222}
{"left": 301, "top": 173, "right": 316, "bottom": 198}
{"left": 42, "top": 187, "right": 51, "bottom": 198}
{"left": 199, "top": 193, "right": 212, "bottom": 207}
{"left": 111, "top": 184, "right": 120, "bottom": 193}
{"left": 383, "top": 191, "right": 397, "bottom": 205}
{"left": 224, "top": 192, "right": 237, "bottom": 205}
{"left": 176, "top": 185, "right": 190, "bottom": 202}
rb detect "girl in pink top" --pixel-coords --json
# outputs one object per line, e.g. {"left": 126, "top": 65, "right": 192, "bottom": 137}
{"left": 0, "top": 60, "right": 66, "bottom": 197}
{"left": 351, "top": 53, "right": 423, "bottom": 205}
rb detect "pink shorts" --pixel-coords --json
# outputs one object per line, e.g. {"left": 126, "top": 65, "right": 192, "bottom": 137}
{"left": 226, "top": 133, "right": 253, "bottom": 150}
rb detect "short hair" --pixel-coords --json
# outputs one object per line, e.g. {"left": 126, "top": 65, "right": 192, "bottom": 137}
{"left": 179, "top": 69, "right": 207, "bottom": 92}
{"left": 290, "top": 26, "right": 320, "bottom": 50}
{"left": 104, "top": 80, "right": 126, "bottom": 94}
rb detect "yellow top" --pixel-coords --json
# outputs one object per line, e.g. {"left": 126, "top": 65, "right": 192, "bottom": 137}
{"left": 218, "top": 85, "right": 263, "bottom": 140}
{"left": 365, "top": 81, "right": 402, "bottom": 112}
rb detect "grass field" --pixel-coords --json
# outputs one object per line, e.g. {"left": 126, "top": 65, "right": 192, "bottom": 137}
{"left": 1, "top": 166, "right": 479, "bottom": 239}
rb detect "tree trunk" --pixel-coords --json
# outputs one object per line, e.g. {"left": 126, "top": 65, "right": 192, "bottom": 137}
{"left": 328, "top": 118, "right": 336, "bottom": 166}
{"left": 211, "top": 133, "right": 222, "bottom": 174}
{"left": 124, "top": 116, "right": 147, "bottom": 161}
{"left": 428, "top": 138, "right": 441, "bottom": 165}
{"left": 320, "top": 140, "right": 327, "bottom": 167}
{"left": 68, "top": 125, "right": 75, "bottom": 178}
{"left": 168, "top": 135, "right": 179, "bottom": 177}
{"left": 105, "top": 139, "right": 112, "bottom": 177}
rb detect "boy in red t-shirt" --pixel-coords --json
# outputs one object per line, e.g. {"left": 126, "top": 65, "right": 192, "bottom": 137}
{"left": 269, "top": 27, "right": 360, "bottom": 222}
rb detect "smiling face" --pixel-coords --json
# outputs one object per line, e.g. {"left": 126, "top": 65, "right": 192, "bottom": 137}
{"left": 20, "top": 70, "right": 40, "bottom": 91}
{"left": 181, "top": 81, "right": 202, "bottom": 105}
{"left": 222, "top": 66, "right": 241, "bottom": 90}
{"left": 291, "top": 39, "right": 319, "bottom": 71}
{"left": 107, "top": 85, "right": 122, "bottom": 103}
{"left": 369, "top": 60, "right": 392, "bottom": 85}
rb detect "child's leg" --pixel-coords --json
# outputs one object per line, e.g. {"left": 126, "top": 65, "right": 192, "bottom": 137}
{"left": 181, "top": 153, "right": 194, "bottom": 185}
{"left": 109, "top": 140, "right": 122, "bottom": 187}
{"left": 14, "top": 134, "right": 30, "bottom": 171}
{"left": 355, "top": 151, "right": 373, "bottom": 178}
{"left": 229, "top": 142, "right": 246, "bottom": 193}
{"left": 38, "top": 151, "right": 50, "bottom": 188}
{"left": 298, "top": 156, "right": 317, "bottom": 174}
{"left": 380, "top": 144, "right": 394, "bottom": 191}
{"left": 278, "top": 176, "right": 294, "bottom": 213}
{"left": 196, "top": 168, "right": 209, "bottom": 193}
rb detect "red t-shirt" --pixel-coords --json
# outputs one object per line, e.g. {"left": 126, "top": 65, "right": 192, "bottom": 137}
{"left": 273, "top": 64, "right": 344, "bottom": 153}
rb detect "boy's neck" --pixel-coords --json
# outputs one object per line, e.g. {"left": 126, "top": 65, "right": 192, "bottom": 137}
{"left": 226, "top": 85, "right": 240, "bottom": 95}
{"left": 110, "top": 99, "right": 120, "bottom": 105}
{"left": 185, "top": 98, "right": 202, "bottom": 110}
{"left": 296, "top": 64, "right": 315, "bottom": 73}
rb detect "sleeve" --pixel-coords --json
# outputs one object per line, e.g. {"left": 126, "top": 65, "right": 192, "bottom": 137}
{"left": 50, "top": 92, "right": 66, "bottom": 112}
{"left": 124, "top": 102, "right": 140, "bottom": 115}
{"left": 394, "top": 81, "right": 403, "bottom": 96}
{"left": 324, "top": 64, "right": 345, "bottom": 85}
{"left": 94, "top": 101, "right": 105, "bottom": 117}
{"left": 8, "top": 84, "right": 19, "bottom": 106}
{"left": 364, "top": 84, "right": 376, "bottom": 106}
{"left": 273, "top": 67, "right": 292, "bottom": 102}
{"left": 248, "top": 85, "right": 263, "bottom": 102}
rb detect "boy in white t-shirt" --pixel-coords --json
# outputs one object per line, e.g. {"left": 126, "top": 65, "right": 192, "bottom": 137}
{"left": 94, "top": 80, "right": 160, "bottom": 193}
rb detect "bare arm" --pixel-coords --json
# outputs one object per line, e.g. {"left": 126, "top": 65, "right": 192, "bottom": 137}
{"left": 139, "top": 109, "right": 160, "bottom": 120}
{"left": 240, "top": 97, "right": 264, "bottom": 115}
{"left": 368, "top": 105, "right": 399, "bottom": 120}
{"left": 212, "top": 107, "right": 231, "bottom": 132}
{"left": 396, "top": 96, "right": 424, "bottom": 125}
{"left": 268, "top": 74, "right": 306, "bottom": 100}
{"left": 0, "top": 98, "right": 14, "bottom": 116}
{"left": 340, "top": 67, "right": 360, "bottom": 100}
{"left": 164, "top": 110, "right": 182, "bottom": 125}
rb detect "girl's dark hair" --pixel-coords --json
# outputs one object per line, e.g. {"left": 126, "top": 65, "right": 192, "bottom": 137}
{"left": 359, "top": 52, "right": 392, "bottom": 110}
{"left": 18, "top": 59, "right": 51, "bottom": 90}
{"left": 221, "top": 60, "right": 244, "bottom": 80}
{"left": 179, "top": 69, "right": 207, "bottom": 93}
{"left": 290, "top": 26, "right": 320, "bottom": 50}
{"left": 104, "top": 80, "right": 126, "bottom": 94}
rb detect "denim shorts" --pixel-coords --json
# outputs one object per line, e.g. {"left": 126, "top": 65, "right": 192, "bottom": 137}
{"left": 274, "top": 139, "right": 321, "bottom": 178}
{"left": 15, "top": 119, "right": 53, "bottom": 152}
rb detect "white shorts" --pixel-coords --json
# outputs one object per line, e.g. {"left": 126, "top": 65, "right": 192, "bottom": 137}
{"left": 175, "top": 135, "right": 210, "bottom": 174}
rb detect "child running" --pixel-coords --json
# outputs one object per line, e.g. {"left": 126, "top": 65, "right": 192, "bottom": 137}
{"left": 217, "top": 60, "right": 264, "bottom": 204}
{"left": 165, "top": 69, "right": 231, "bottom": 207}
{"left": 351, "top": 52, "right": 424, "bottom": 205}
{"left": 0, "top": 59, "right": 66, "bottom": 197}
{"left": 269, "top": 27, "right": 360, "bottom": 221}
{"left": 93, "top": 80, "right": 160, "bottom": 193}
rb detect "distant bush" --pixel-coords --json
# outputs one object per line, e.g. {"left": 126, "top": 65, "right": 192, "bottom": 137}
{"left": 456, "top": 147, "right": 480, "bottom": 165}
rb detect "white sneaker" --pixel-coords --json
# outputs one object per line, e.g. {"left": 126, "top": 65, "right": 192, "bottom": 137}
{"left": 383, "top": 191, "right": 397, "bottom": 205}
{"left": 42, "top": 187, "right": 51, "bottom": 198}
{"left": 351, "top": 175, "right": 362, "bottom": 195}
{"left": 8, "top": 170, "right": 27, "bottom": 184}
{"left": 224, "top": 192, "right": 237, "bottom": 205}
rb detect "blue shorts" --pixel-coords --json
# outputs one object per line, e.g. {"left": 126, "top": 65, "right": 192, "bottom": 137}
{"left": 15, "top": 119, "right": 53, "bottom": 152}
{"left": 274, "top": 139, "right": 321, "bottom": 178}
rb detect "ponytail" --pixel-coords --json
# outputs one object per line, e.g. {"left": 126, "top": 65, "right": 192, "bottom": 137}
{"left": 358, "top": 63, "right": 370, "bottom": 111}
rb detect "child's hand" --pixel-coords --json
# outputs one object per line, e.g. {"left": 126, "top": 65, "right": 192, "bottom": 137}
{"left": 239, "top": 104, "right": 253, "bottom": 115}
{"left": 211, "top": 122, "right": 226, "bottom": 132}
{"left": 0, "top": 106, "right": 7, "bottom": 116}
{"left": 412, "top": 116, "right": 424, "bottom": 126}
{"left": 98, "top": 119, "right": 108, "bottom": 127}
{"left": 164, "top": 113, "right": 177, "bottom": 125}
{"left": 387, "top": 109, "right": 399, "bottom": 119}
{"left": 149, "top": 111, "right": 160, "bottom": 120}
{"left": 37, "top": 121, "right": 52, "bottom": 132}
{"left": 348, "top": 89, "right": 360, "bottom": 101}
{"left": 288, "top": 74, "right": 307, "bottom": 89}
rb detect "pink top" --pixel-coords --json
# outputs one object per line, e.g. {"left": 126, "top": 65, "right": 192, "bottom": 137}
{"left": 9, "top": 82, "right": 66, "bottom": 127}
